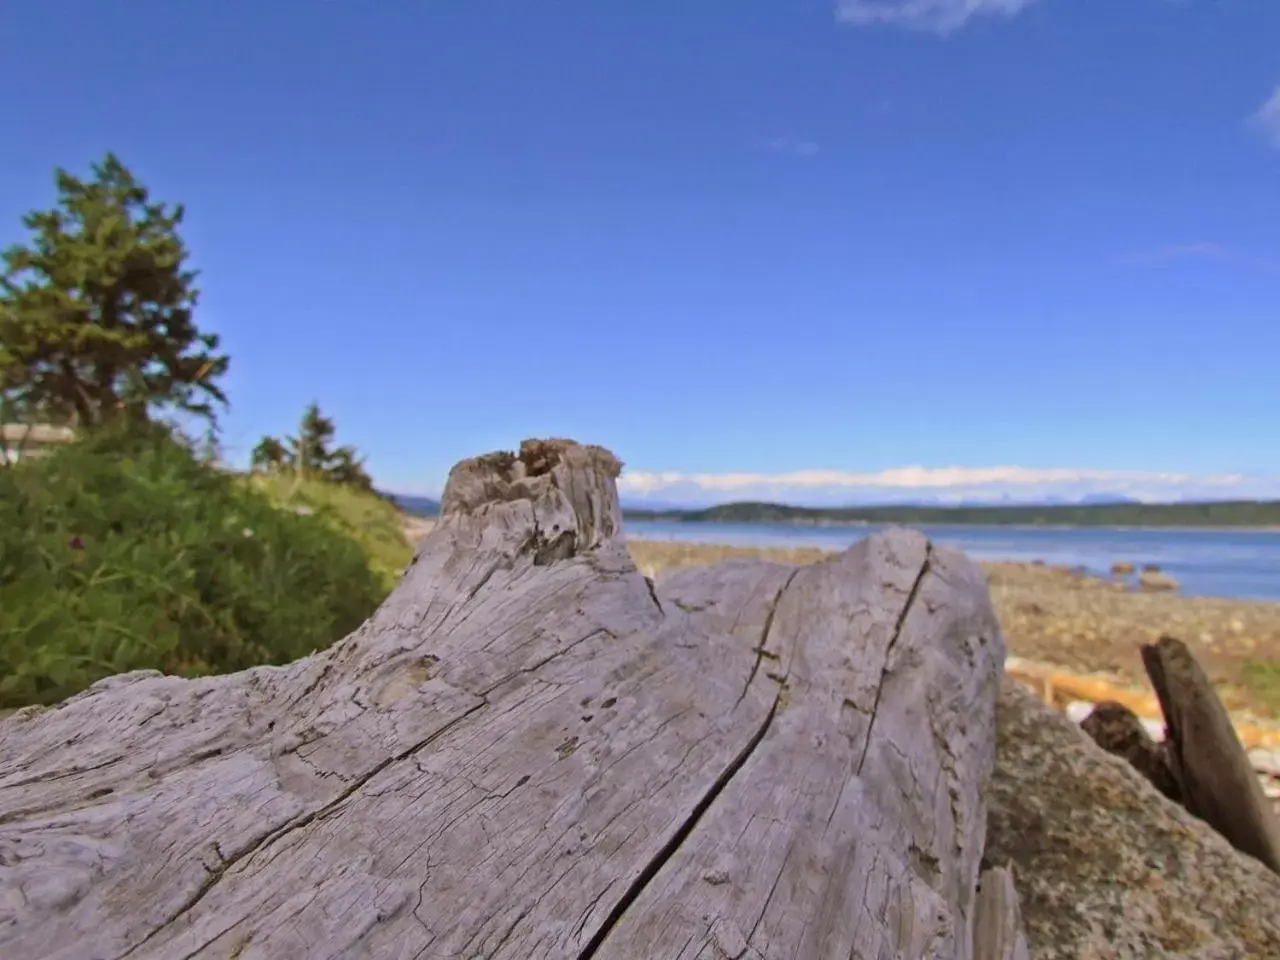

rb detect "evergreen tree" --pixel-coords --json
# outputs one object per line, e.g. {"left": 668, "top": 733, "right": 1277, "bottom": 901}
{"left": 291, "top": 402, "right": 338, "bottom": 476}
{"left": 251, "top": 402, "right": 375, "bottom": 491}
{"left": 327, "top": 445, "right": 375, "bottom": 493}
{"left": 250, "top": 435, "right": 288, "bottom": 472}
{"left": 0, "top": 153, "right": 228, "bottom": 429}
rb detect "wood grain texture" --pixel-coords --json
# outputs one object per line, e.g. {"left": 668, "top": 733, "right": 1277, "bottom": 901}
{"left": 0, "top": 439, "right": 1008, "bottom": 960}
{"left": 971, "top": 867, "right": 1029, "bottom": 960}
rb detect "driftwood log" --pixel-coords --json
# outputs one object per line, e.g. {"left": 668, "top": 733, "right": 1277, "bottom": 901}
{"left": 0, "top": 439, "right": 1016, "bottom": 959}
{"left": 1142, "top": 635, "right": 1280, "bottom": 874}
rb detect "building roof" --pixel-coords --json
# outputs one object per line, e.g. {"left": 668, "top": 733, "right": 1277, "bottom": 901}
{"left": 0, "top": 423, "right": 77, "bottom": 444}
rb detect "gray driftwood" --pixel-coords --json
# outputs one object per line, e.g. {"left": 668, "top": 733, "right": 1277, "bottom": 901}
{"left": 971, "top": 867, "right": 1029, "bottom": 960}
{"left": 1140, "top": 634, "right": 1280, "bottom": 874}
{"left": 0, "top": 439, "right": 1011, "bottom": 959}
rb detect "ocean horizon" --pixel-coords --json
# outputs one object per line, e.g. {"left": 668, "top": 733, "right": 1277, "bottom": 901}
{"left": 625, "top": 520, "right": 1280, "bottom": 603}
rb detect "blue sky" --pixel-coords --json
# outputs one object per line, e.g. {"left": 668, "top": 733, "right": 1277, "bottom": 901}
{"left": 2, "top": 0, "right": 1278, "bottom": 505}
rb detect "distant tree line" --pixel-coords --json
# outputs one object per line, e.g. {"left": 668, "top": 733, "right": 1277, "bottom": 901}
{"left": 622, "top": 499, "right": 1280, "bottom": 528}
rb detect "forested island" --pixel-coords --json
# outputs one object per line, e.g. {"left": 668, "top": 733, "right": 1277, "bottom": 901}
{"left": 620, "top": 499, "right": 1280, "bottom": 528}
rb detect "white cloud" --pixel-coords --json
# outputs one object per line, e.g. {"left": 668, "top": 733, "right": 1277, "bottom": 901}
{"left": 766, "top": 137, "right": 820, "bottom": 157}
{"left": 836, "top": 0, "right": 1038, "bottom": 33}
{"left": 617, "top": 464, "right": 1280, "bottom": 506}
{"left": 1251, "top": 86, "right": 1280, "bottom": 149}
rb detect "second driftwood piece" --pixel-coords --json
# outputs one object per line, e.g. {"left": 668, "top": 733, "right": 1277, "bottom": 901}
{"left": 1142, "top": 635, "right": 1280, "bottom": 874}
{"left": 1082, "top": 634, "right": 1280, "bottom": 875}
{"left": 987, "top": 680, "right": 1280, "bottom": 958}
{"left": 0, "top": 438, "right": 1008, "bottom": 960}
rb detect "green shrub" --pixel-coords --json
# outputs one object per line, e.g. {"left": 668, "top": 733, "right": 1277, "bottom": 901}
{"left": 246, "top": 470, "right": 412, "bottom": 590}
{"left": 0, "top": 422, "right": 388, "bottom": 708}
{"left": 1242, "top": 660, "right": 1280, "bottom": 717}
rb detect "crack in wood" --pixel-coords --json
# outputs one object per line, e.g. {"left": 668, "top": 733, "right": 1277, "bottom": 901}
{"left": 478, "top": 627, "right": 616, "bottom": 698}
{"left": 643, "top": 576, "right": 663, "bottom": 614}
{"left": 576, "top": 692, "right": 785, "bottom": 959}
{"left": 736, "top": 568, "right": 802, "bottom": 709}
{"left": 855, "top": 546, "right": 932, "bottom": 777}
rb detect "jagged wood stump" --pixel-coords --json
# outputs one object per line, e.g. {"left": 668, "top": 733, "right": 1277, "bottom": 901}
{"left": 0, "top": 440, "right": 1009, "bottom": 959}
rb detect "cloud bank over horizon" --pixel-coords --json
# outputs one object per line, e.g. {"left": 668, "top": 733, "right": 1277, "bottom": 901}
{"left": 387, "top": 463, "right": 1280, "bottom": 507}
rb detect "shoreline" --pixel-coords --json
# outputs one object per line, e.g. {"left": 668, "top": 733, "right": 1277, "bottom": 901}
{"left": 624, "top": 517, "right": 1280, "bottom": 535}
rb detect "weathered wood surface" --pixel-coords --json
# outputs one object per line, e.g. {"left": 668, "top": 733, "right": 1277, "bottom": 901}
{"left": 1140, "top": 635, "right": 1280, "bottom": 874}
{"left": 0, "top": 439, "right": 1008, "bottom": 959}
{"left": 971, "top": 867, "right": 1028, "bottom": 960}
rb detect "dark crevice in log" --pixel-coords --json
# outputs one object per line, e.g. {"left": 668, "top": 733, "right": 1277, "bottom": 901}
{"left": 119, "top": 702, "right": 487, "bottom": 958}
{"left": 465, "top": 561, "right": 505, "bottom": 602}
{"left": 286, "top": 658, "right": 336, "bottom": 711}
{"left": 532, "top": 529, "right": 578, "bottom": 566}
{"left": 643, "top": 576, "right": 663, "bottom": 614}
{"left": 576, "top": 692, "right": 784, "bottom": 960}
{"left": 735, "top": 568, "right": 801, "bottom": 709}
{"left": 856, "top": 545, "right": 932, "bottom": 776}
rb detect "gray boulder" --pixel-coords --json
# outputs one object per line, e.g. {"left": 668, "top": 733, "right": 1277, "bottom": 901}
{"left": 987, "top": 680, "right": 1280, "bottom": 958}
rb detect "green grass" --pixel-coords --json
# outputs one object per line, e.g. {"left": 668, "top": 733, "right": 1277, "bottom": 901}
{"left": 246, "top": 471, "right": 412, "bottom": 589}
{"left": 0, "top": 422, "right": 395, "bottom": 709}
{"left": 1242, "top": 660, "right": 1280, "bottom": 717}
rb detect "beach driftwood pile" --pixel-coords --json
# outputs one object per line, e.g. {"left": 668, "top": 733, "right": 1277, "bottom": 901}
{"left": 1, "top": 439, "right": 1278, "bottom": 959}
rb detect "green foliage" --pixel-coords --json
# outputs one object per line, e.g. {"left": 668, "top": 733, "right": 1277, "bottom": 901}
{"left": 251, "top": 401, "right": 375, "bottom": 493}
{"left": 247, "top": 470, "right": 413, "bottom": 590}
{"left": 0, "top": 422, "right": 387, "bottom": 709}
{"left": 250, "top": 435, "right": 288, "bottom": 471}
{"left": 0, "top": 153, "right": 228, "bottom": 429}
{"left": 1242, "top": 660, "right": 1280, "bottom": 716}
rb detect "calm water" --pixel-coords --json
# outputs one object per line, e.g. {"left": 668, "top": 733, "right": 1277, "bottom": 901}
{"left": 626, "top": 520, "right": 1280, "bottom": 603}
